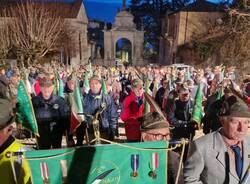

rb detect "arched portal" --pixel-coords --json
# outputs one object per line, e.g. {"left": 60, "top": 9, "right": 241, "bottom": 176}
{"left": 115, "top": 38, "right": 132, "bottom": 66}
{"left": 103, "top": 9, "right": 144, "bottom": 66}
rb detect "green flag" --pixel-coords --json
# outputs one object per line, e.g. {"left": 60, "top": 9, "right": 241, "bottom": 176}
{"left": 17, "top": 80, "right": 39, "bottom": 136}
{"left": 87, "top": 62, "right": 93, "bottom": 77}
{"left": 101, "top": 79, "right": 108, "bottom": 95}
{"left": 25, "top": 141, "right": 168, "bottom": 184}
{"left": 216, "top": 85, "right": 224, "bottom": 100}
{"left": 83, "top": 74, "right": 90, "bottom": 93}
{"left": 144, "top": 78, "right": 150, "bottom": 114}
{"left": 185, "top": 68, "right": 191, "bottom": 81}
{"left": 56, "top": 73, "right": 64, "bottom": 98}
{"left": 192, "top": 83, "right": 203, "bottom": 128}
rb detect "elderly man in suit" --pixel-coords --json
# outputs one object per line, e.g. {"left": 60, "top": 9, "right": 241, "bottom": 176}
{"left": 184, "top": 97, "right": 250, "bottom": 184}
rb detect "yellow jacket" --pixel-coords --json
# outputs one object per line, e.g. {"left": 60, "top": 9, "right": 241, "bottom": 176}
{"left": 0, "top": 137, "right": 31, "bottom": 184}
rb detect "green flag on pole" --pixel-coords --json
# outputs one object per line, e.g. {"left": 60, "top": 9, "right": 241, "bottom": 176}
{"left": 101, "top": 79, "right": 108, "bottom": 95}
{"left": 216, "top": 85, "right": 224, "bottom": 100}
{"left": 185, "top": 68, "right": 191, "bottom": 81}
{"left": 17, "top": 80, "right": 39, "bottom": 136}
{"left": 56, "top": 73, "right": 64, "bottom": 98}
{"left": 144, "top": 78, "right": 150, "bottom": 114}
{"left": 83, "top": 74, "right": 90, "bottom": 93}
{"left": 192, "top": 83, "right": 203, "bottom": 128}
{"left": 87, "top": 62, "right": 93, "bottom": 77}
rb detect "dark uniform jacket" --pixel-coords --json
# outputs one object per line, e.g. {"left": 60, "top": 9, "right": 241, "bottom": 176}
{"left": 166, "top": 99, "right": 195, "bottom": 140}
{"left": 155, "top": 87, "right": 166, "bottom": 109}
{"left": 32, "top": 93, "right": 70, "bottom": 133}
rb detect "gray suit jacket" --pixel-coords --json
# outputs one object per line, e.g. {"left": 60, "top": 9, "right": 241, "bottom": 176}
{"left": 184, "top": 130, "right": 250, "bottom": 184}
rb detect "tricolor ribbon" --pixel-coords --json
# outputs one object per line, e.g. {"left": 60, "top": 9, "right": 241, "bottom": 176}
{"left": 40, "top": 162, "right": 50, "bottom": 184}
{"left": 148, "top": 153, "right": 159, "bottom": 179}
{"left": 152, "top": 152, "right": 159, "bottom": 171}
{"left": 130, "top": 154, "right": 139, "bottom": 177}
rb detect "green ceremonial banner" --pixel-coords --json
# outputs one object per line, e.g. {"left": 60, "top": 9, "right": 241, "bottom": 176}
{"left": 83, "top": 74, "right": 90, "bottom": 93}
{"left": 56, "top": 73, "right": 64, "bottom": 98}
{"left": 192, "top": 83, "right": 203, "bottom": 128}
{"left": 216, "top": 85, "right": 224, "bottom": 100}
{"left": 184, "top": 68, "right": 191, "bottom": 81}
{"left": 101, "top": 79, "right": 108, "bottom": 95}
{"left": 17, "top": 80, "right": 39, "bottom": 136}
{"left": 25, "top": 141, "right": 168, "bottom": 184}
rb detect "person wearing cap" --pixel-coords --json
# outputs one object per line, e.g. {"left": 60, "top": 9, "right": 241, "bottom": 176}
{"left": 0, "top": 64, "right": 9, "bottom": 99}
{"left": 174, "top": 70, "right": 185, "bottom": 85}
{"left": 120, "top": 78, "right": 144, "bottom": 142}
{"left": 0, "top": 98, "right": 31, "bottom": 184}
{"left": 63, "top": 75, "right": 77, "bottom": 147}
{"left": 32, "top": 77, "right": 70, "bottom": 149}
{"left": 165, "top": 78, "right": 183, "bottom": 112}
{"left": 202, "top": 88, "right": 237, "bottom": 134}
{"left": 155, "top": 78, "right": 170, "bottom": 110}
{"left": 139, "top": 112, "right": 184, "bottom": 184}
{"left": 81, "top": 75, "right": 118, "bottom": 145}
{"left": 28, "top": 67, "right": 38, "bottom": 86}
{"left": 8, "top": 69, "right": 21, "bottom": 105}
{"left": 184, "top": 100, "right": 250, "bottom": 184}
{"left": 166, "top": 84, "right": 196, "bottom": 140}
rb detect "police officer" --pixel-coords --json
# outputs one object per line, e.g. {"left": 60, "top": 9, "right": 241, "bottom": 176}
{"left": 0, "top": 98, "right": 31, "bottom": 184}
{"left": 32, "top": 76, "right": 70, "bottom": 149}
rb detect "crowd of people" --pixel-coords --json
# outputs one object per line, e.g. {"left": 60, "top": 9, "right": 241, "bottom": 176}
{"left": 0, "top": 62, "right": 250, "bottom": 183}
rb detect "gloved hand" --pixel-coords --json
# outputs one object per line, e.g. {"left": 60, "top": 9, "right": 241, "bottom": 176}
{"left": 189, "top": 121, "right": 199, "bottom": 130}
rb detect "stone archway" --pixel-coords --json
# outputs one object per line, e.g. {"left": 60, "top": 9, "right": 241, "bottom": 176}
{"left": 115, "top": 38, "right": 132, "bottom": 66}
{"left": 104, "top": 10, "right": 144, "bottom": 66}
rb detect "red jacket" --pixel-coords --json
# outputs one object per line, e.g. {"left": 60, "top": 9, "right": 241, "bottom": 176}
{"left": 246, "top": 97, "right": 250, "bottom": 104}
{"left": 34, "top": 78, "right": 42, "bottom": 96}
{"left": 246, "top": 97, "right": 250, "bottom": 111}
{"left": 120, "top": 91, "right": 144, "bottom": 141}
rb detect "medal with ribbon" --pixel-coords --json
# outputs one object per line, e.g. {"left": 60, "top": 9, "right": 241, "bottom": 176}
{"left": 40, "top": 162, "right": 50, "bottom": 184}
{"left": 130, "top": 154, "right": 139, "bottom": 177}
{"left": 148, "top": 152, "right": 159, "bottom": 179}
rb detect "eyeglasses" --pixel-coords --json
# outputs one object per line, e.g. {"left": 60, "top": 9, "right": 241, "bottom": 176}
{"left": 145, "top": 132, "right": 171, "bottom": 140}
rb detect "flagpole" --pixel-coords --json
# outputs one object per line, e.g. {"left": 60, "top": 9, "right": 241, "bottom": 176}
{"left": 35, "top": 135, "right": 39, "bottom": 150}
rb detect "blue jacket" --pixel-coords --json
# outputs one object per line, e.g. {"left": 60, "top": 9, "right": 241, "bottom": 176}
{"left": 82, "top": 92, "right": 118, "bottom": 134}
